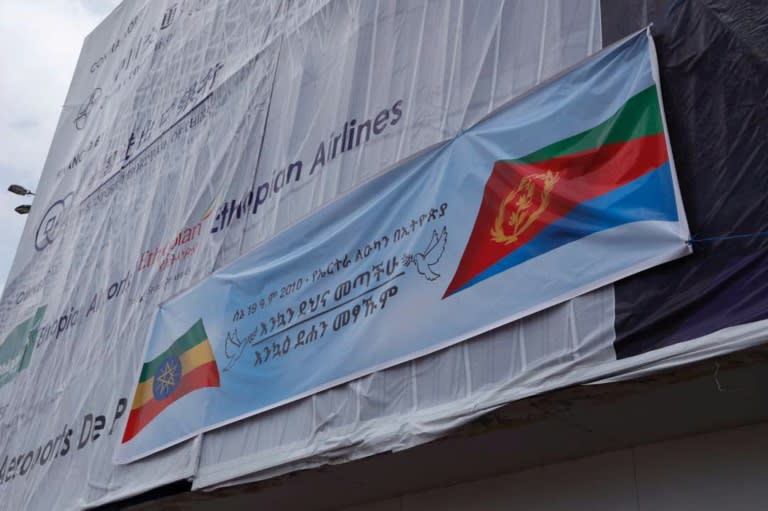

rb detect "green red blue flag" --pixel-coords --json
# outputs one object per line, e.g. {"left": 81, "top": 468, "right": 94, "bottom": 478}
{"left": 445, "top": 85, "right": 674, "bottom": 296}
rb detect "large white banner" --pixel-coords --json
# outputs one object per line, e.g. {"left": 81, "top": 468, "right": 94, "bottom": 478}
{"left": 0, "top": 0, "right": 602, "bottom": 508}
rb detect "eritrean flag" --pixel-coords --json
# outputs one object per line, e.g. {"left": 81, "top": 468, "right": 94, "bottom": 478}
{"left": 122, "top": 319, "right": 220, "bottom": 443}
{"left": 444, "top": 83, "right": 677, "bottom": 297}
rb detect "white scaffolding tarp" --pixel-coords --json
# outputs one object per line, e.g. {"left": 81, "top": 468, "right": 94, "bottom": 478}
{"left": 0, "top": 1, "right": 602, "bottom": 508}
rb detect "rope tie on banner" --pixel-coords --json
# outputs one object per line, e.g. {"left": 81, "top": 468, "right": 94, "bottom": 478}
{"left": 686, "top": 230, "right": 768, "bottom": 245}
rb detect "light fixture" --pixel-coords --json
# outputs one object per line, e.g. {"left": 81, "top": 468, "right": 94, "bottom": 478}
{"left": 14, "top": 205, "right": 31, "bottom": 215}
{"left": 8, "top": 184, "right": 35, "bottom": 196}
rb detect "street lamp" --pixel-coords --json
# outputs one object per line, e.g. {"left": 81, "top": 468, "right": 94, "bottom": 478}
{"left": 8, "top": 184, "right": 35, "bottom": 214}
{"left": 8, "top": 184, "right": 35, "bottom": 196}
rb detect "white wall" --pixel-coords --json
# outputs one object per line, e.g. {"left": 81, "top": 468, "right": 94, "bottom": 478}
{"left": 342, "top": 421, "right": 768, "bottom": 511}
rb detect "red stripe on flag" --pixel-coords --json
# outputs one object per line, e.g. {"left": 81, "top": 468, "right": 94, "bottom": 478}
{"left": 122, "top": 360, "right": 220, "bottom": 443}
{"left": 445, "top": 133, "right": 669, "bottom": 297}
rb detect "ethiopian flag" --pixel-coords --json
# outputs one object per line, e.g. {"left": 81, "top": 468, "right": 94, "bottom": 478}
{"left": 444, "top": 84, "right": 676, "bottom": 297}
{"left": 122, "top": 319, "right": 219, "bottom": 443}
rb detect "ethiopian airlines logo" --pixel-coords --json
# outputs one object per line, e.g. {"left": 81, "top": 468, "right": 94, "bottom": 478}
{"left": 135, "top": 195, "right": 217, "bottom": 273}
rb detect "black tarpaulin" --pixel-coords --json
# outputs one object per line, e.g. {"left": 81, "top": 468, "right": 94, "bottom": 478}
{"left": 601, "top": 0, "right": 768, "bottom": 357}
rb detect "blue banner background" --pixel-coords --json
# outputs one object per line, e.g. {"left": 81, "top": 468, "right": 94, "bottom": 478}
{"left": 116, "top": 31, "right": 690, "bottom": 463}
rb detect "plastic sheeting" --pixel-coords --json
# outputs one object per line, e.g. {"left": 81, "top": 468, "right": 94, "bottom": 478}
{"left": 604, "top": 0, "right": 768, "bottom": 359}
{"left": 0, "top": 1, "right": 603, "bottom": 509}
{"left": 4, "top": 0, "right": 766, "bottom": 507}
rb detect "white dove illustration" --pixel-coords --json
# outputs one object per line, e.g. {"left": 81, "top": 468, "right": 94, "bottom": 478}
{"left": 406, "top": 226, "right": 447, "bottom": 281}
{"left": 223, "top": 330, "right": 247, "bottom": 371}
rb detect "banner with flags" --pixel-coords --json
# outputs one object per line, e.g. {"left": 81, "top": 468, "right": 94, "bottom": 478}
{"left": 116, "top": 30, "right": 690, "bottom": 464}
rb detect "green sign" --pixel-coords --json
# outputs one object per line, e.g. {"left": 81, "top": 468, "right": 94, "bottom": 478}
{"left": 0, "top": 306, "right": 46, "bottom": 387}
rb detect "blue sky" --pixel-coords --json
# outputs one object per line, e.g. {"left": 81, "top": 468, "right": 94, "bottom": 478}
{"left": 0, "top": 0, "right": 121, "bottom": 291}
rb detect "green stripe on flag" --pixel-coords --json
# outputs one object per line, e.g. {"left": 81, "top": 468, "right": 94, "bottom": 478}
{"left": 513, "top": 85, "right": 663, "bottom": 165}
{"left": 139, "top": 319, "right": 208, "bottom": 382}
